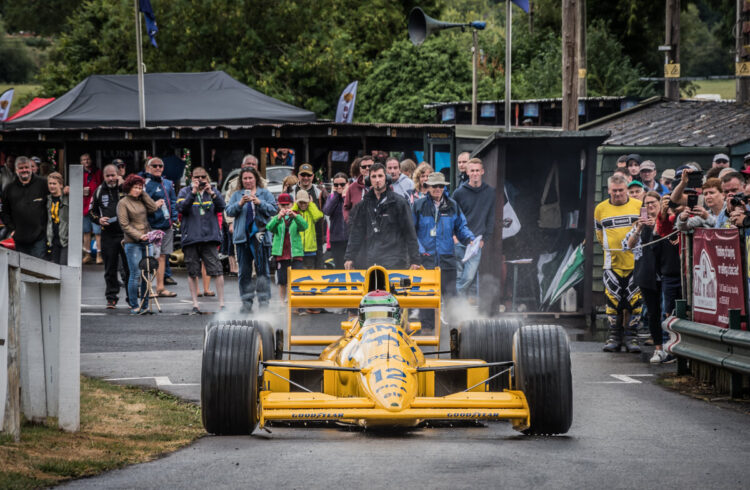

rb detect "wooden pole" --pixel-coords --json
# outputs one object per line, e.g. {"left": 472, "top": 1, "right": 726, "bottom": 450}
{"left": 504, "top": 0, "right": 512, "bottom": 132}
{"left": 577, "top": 0, "right": 587, "bottom": 98}
{"left": 737, "top": 0, "right": 750, "bottom": 103}
{"left": 2, "top": 261, "right": 21, "bottom": 441}
{"left": 562, "top": 0, "right": 579, "bottom": 130}
{"left": 665, "top": 0, "right": 680, "bottom": 101}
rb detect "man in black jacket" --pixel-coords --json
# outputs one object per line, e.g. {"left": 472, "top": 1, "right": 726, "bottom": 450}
{"left": 0, "top": 156, "right": 49, "bottom": 259}
{"left": 89, "top": 164, "right": 129, "bottom": 308}
{"left": 344, "top": 163, "right": 420, "bottom": 270}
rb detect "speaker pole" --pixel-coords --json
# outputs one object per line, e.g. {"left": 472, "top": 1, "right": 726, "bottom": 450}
{"left": 472, "top": 29, "right": 478, "bottom": 126}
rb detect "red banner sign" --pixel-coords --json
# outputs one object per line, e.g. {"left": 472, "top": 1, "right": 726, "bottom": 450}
{"left": 692, "top": 228, "right": 745, "bottom": 328}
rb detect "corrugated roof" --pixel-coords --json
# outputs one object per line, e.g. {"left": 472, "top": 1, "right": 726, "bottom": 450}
{"left": 582, "top": 99, "right": 750, "bottom": 147}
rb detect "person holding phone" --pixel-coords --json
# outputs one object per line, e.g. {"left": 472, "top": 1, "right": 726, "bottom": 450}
{"left": 622, "top": 191, "right": 675, "bottom": 363}
{"left": 267, "top": 193, "right": 308, "bottom": 304}
{"left": 225, "top": 167, "right": 277, "bottom": 313}
{"left": 675, "top": 178, "right": 724, "bottom": 230}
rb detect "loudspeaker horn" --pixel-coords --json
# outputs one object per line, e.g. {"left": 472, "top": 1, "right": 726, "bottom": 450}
{"left": 408, "top": 7, "right": 475, "bottom": 46}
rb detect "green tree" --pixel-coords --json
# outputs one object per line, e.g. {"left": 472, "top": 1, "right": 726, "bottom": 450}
{"left": 37, "top": 0, "right": 442, "bottom": 118}
{"left": 0, "top": 19, "right": 36, "bottom": 83}
{"left": 585, "top": 20, "right": 657, "bottom": 97}
{"left": 0, "top": 0, "right": 83, "bottom": 36}
{"left": 357, "top": 37, "right": 472, "bottom": 123}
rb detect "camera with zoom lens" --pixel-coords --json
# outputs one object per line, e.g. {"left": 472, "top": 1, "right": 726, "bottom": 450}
{"left": 199, "top": 181, "right": 207, "bottom": 190}
{"left": 730, "top": 192, "right": 750, "bottom": 207}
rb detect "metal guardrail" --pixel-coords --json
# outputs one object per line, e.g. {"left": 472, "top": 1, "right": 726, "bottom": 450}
{"left": 663, "top": 301, "right": 750, "bottom": 396}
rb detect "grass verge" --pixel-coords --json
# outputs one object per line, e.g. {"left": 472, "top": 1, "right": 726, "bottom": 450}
{"left": 0, "top": 376, "right": 203, "bottom": 489}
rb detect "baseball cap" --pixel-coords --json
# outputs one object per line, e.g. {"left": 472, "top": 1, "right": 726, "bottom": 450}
{"left": 640, "top": 160, "right": 656, "bottom": 171}
{"left": 30, "top": 156, "right": 41, "bottom": 164}
{"left": 295, "top": 189, "right": 311, "bottom": 203}
{"left": 277, "top": 193, "right": 292, "bottom": 205}
{"left": 112, "top": 158, "right": 126, "bottom": 167}
{"left": 713, "top": 153, "right": 730, "bottom": 162}
{"left": 626, "top": 153, "right": 642, "bottom": 164}
{"left": 627, "top": 180, "right": 645, "bottom": 189}
{"left": 743, "top": 153, "right": 750, "bottom": 162}
{"left": 661, "top": 169, "right": 675, "bottom": 181}
{"left": 298, "top": 163, "right": 314, "bottom": 176}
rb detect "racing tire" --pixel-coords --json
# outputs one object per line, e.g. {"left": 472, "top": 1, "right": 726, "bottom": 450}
{"left": 454, "top": 318, "right": 522, "bottom": 391}
{"left": 513, "top": 324, "right": 572, "bottom": 435}
{"left": 201, "top": 323, "right": 262, "bottom": 435}
{"left": 206, "top": 320, "right": 277, "bottom": 361}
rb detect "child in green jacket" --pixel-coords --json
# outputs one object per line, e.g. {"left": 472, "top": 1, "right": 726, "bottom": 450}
{"left": 292, "top": 189, "right": 324, "bottom": 269}
{"left": 266, "top": 193, "right": 307, "bottom": 303}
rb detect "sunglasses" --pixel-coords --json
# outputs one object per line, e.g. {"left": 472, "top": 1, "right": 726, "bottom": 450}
{"left": 150, "top": 164, "right": 163, "bottom": 168}
{"left": 360, "top": 165, "right": 372, "bottom": 170}
{"left": 195, "top": 175, "right": 208, "bottom": 180}
{"left": 429, "top": 184, "right": 446, "bottom": 189}
{"left": 333, "top": 182, "right": 346, "bottom": 187}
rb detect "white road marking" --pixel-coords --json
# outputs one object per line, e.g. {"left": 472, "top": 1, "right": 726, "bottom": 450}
{"left": 81, "top": 312, "right": 106, "bottom": 316}
{"left": 104, "top": 376, "right": 198, "bottom": 387}
{"left": 591, "top": 374, "right": 654, "bottom": 384}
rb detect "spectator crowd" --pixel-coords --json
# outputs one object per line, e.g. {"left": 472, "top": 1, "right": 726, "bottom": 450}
{"left": 0, "top": 150, "right": 490, "bottom": 318}
{"left": 3, "top": 148, "right": 746, "bottom": 362}
{"left": 597, "top": 152, "right": 750, "bottom": 364}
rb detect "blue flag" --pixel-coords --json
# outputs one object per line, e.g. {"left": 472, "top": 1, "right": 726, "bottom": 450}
{"left": 139, "top": 0, "right": 158, "bottom": 48}
{"left": 512, "top": 0, "right": 530, "bottom": 13}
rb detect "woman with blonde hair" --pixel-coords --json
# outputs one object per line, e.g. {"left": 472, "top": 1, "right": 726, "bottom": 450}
{"left": 46, "top": 172, "right": 69, "bottom": 265}
{"left": 282, "top": 174, "right": 298, "bottom": 195}
{"left": 410, "top": 162, "right": 433, "bottom": 203}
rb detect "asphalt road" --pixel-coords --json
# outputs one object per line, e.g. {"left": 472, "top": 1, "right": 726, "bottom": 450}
{"left": 73, "top": 266, "right": 750, "bottom": 489}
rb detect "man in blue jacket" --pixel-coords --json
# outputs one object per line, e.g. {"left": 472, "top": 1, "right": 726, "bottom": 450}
{"left": 143, "top": 157, "right": 178, "bottom": 297}
{"left": 413, "top": 171, "right": 476, "bottom": 298}
{"left": 176, "top": 166, "right": 226, "bottom": 314}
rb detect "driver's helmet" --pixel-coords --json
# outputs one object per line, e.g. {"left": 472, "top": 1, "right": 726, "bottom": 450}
{"left": 359, "top": 290, "right": 401, "bottom": 324}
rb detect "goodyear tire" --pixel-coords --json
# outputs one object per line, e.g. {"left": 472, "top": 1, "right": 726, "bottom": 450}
{"left": 454, "top": 318, "right": 522, "bottom": 390}
{"left": 513, "top": 324, "right": 572, "bottom": 435}
{"left": 206, "top": 320, "right": 276, "bottom": 361}
{"left": 201, "top": 323, "right": 263, "bottom": 435}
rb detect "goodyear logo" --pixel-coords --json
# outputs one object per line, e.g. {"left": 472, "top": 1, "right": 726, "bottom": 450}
{"left": 446, "top": 412, "right": 500, "bottom": 418}
{"left": 290, "top": 412, "right": 344, "bottom": 419}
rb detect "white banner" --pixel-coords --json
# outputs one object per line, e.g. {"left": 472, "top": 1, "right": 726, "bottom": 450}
{"left": 0, "top": 88, "right": 14, "bottom": 121}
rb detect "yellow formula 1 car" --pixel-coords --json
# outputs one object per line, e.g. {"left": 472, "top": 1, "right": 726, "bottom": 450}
{"left": 201, "top": 266, "right": 572, "bottom": 435}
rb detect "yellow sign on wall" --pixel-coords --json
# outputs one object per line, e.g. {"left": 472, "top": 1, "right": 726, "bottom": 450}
{"left": 578, "top": 68, "right": 587, "bottom": 79}
{"left": 736, "top": 62, "right": 750, "bottom": 77}
{"left": 664, "top": 63, "right": 680, "bottom": 78}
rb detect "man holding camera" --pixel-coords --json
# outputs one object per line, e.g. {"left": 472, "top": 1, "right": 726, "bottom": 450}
{"left": 176, "top": 166, "right": 226, "bottom": 314}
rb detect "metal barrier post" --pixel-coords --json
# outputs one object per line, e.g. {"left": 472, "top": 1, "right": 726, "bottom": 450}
{"left": 674, "top": 300, "right": 690, "bottom": 375}
{"left": 728, "top": 308, "right": 745, "bottom": 398}
{"left": 675, "top": 299, "right": 687, "bottom": 319}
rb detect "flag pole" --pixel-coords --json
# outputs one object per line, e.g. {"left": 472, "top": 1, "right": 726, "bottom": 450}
{"left": 134, "top": 0, "right": 146, "bottom": 128}
{"left": 504, "top": 0, "right": 512, "bottom": 132}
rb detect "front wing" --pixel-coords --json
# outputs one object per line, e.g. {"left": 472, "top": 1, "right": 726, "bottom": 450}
{"left": 259, "top": 391, "right": 530, "bottom": 430}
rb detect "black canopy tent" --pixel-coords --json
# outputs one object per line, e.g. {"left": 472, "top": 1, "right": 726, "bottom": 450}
{"left": 3, "top": 71, "right": 316, "bottom": 129}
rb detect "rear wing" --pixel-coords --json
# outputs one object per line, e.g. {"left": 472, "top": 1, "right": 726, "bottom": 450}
{"left": 287, "top": 266, "right": 442, "bottom": 348}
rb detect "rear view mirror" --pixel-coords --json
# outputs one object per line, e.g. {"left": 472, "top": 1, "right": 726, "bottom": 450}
{"left": 341, "top": 320, "right": 355, "bottom": 331}
{"left": 409, "top": 322, "right": 422, "bottom": 332}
